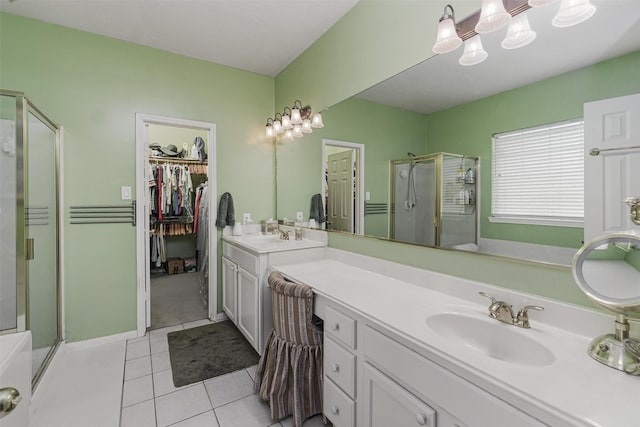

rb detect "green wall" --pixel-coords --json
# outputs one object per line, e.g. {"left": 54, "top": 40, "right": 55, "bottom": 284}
{"left": 1, "top": 12, "right": 275, "bottom": 341}
{"left": 426, "top": 51, "right": 640, "bottom": 249}
{"left": 276, "top": 96, "right": 425, "bottom": 237}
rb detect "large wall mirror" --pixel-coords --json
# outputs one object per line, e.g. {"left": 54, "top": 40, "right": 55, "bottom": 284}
{"left": 276, "top": 0, "right": 640, "bottom": 266}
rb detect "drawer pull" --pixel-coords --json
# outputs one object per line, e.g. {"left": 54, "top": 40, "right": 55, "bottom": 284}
{"left": 416, "top": 413, "right": 427, "bottom": 425}
{"left": 332, "top": 323, "right": 340, "bottom": 332}
{"left": 331, "top": 363, "right": 340, "bottom": 373}
{"left": 331, "top": 405, "right": 340, "bottom": 415}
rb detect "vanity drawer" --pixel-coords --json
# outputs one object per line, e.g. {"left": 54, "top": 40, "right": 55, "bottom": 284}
{"left": 325, "top": 305, "right": 356, "bottom": 349}
{"left": 363, "top": 326, "right": 544, "bottom": 427}
{"left": 324, "top": 336, "right": 356, "bottom": 398}
{"left": 223, "top": 242, "right": 259, "bottom": 275}
{"left": 324, "top": 376, "right": 355, "bottom": 427}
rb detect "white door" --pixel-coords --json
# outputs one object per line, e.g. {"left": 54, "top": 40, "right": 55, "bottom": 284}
{"left": 221, "top": 257, "right": 237, "bottom": 323}
{"left": 362, "top": 363, "right": 436, "bottom": 427}
{"left": 237, "top": 267, "right": 259, "bottom": 351}
{"left": 327, "top": 150, "right": 354, "bottom": 232}
{"left": 584, "top": 93, "right": 640, "bottom": 242}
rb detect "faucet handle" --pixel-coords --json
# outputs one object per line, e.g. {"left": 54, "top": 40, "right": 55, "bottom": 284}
{"left": 516, "top": 305, "right": 544, "bottom": 328}
{"left": 478, "top": 291, "right": 496, "bottom": 303}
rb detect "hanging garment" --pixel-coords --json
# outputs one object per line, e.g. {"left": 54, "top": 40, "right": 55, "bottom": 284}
{"left": 215, "top": 192, "right": 235, "bottom": 228}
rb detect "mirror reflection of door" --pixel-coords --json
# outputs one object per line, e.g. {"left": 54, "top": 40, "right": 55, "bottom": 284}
{"left": 584, "top": 93, "right": 640, "bottom": 241}
{"left": 327, "top": 150, "right": 354, "bottom": 232}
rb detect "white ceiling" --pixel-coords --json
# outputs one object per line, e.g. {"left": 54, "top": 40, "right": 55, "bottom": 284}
{"left": 0, "top": 0, "right": 359, "bottom": 77}
{"left": 357, "top": 0, "right": 640, "bottom": 114}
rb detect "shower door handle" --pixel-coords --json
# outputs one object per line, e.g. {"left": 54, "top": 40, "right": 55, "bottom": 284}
{"left": 25, "top": 238, "right": 34, "bottom": 261}
{"left": 0, "top": 387, "right": 22, "bottom": 418}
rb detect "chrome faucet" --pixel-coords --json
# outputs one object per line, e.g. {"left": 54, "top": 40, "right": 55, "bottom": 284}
{"left": 278, "top": 228, "right": 290, "bottom": 240}
{"left": 479, "top": 292, "right": 543, "bottom": 329}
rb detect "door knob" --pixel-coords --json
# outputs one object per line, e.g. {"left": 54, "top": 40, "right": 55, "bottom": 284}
{"left": 0, "top": 387, "right": 22, "bottom": 419}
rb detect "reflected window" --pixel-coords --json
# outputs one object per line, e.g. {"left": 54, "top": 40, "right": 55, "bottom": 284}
{"left": 491, "top": 119, "right": 584, "bottom": 227}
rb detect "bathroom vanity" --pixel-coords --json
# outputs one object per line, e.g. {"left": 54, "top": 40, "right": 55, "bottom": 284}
{"left": 221, "top": 232, "right": 326, "bottom": 354}
{"left": 271, "top": 249, "right": 639, "bottom": 427}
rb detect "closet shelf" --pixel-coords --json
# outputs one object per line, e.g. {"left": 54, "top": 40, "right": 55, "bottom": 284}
{"left": 149, "top": 156, "right": 207, "bottom": 165}
{"left": 151, "top": 216, "right": 194, "bottom": 224}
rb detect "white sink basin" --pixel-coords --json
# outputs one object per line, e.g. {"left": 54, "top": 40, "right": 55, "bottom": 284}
{"left": 426, "top": 312, "right": 555, "bottom": 367}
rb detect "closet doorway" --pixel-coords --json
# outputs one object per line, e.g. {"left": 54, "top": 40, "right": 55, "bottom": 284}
{"left": 135, "top": 114, "right": 217, "bottom": 336}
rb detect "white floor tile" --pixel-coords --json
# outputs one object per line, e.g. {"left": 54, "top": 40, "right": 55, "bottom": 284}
{"left": 150, "top": 334, "right": 169, "bottom": 354}
{"left": 279, "top": 414, "right": 329, "bottom": 427}
{"left": 171, "top": 410, "right": 220, "bottom": 427}
{"left": 121, "top": 399, "right": 156, "bottom": 427}
{"left": 214, "top": 394, "right": 274, "bottom": 427}
{"left": 183, "top": 318, "right": 213, "bottom": 330}
{"left": 155, "top": 383, "right": 213, "bottom": 426}
{"left": 126, "top": 338, "right": 151, "bottom": 360}
{"left": 152, "top": 350, "right": 171, "bottom": 372}
{"left": 153, "top": 368, "right": 188, "bottom": 397}
{"left": 30, "top": 341, "right": 125, "bottom": 427}
{"left": 149, "top": 324, "right": 184, "bottom": 339}
{"left": 123, "top": 375, "right": 154, "bottom": 407}
{"left": 127, "top": 335, "right": 150, "bottom": 345}
{"left": 246, "top": 364, "right": 258, "bottom": 382}
{"left": 125, "top": 355, "right": 152, "bottom": 380}
{"left": 204, "top": 369, "right": 255, "bottom": 408}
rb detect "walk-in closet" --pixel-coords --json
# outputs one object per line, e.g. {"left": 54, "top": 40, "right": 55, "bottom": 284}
{"left": 146, "top": 124, "right": 211, "bottom": 329}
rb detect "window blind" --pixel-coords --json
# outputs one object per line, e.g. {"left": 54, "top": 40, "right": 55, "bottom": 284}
{"left": 491, "top": 119, "right": 584, "bottom": 227}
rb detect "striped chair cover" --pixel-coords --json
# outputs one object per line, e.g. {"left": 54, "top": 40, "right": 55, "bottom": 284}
{"left": 255, "top": 271, "right": 323, "bottom": 427}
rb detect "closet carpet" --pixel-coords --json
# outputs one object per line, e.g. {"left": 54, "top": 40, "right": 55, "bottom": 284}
{"left": 151, "top": 273, "right": 207, "bottom": 329}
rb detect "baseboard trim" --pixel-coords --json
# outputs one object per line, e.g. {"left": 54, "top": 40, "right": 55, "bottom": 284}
{"left": 214, "top": 313, "right": 229, "bottom": 322}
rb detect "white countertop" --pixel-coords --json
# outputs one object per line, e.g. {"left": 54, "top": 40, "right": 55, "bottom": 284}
{"left": 222, "top": 233, "right": 326, "bottom": 254}
{"left": 272, "top": 254, "right": 640, "bottom": 427}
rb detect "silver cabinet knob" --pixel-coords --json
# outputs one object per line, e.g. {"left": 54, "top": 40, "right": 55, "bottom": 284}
{"left": 0, "top": 387, "right": 22, "bottom": 419}
{"left": 416, "top": 413, "right": 427, "bottom": 425}
{"left": 331, "top": 405, "right": 339, "bottom": 415}
{"left": 332, "top": 323, "right": 340, "bottom": 331}
{"left": 331, "top": 363, "right": 340, "bottom": 373}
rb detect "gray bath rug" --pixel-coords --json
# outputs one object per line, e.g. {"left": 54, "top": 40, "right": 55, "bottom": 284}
{"left": 167, "top": 321, "right": 259, "bottom": 387}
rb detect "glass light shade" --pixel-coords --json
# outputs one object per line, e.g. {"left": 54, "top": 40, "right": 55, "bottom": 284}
{"left": 459, "top": 35, "right": 488, "bottom": 66}
{"left": 273, "top": 119, "right": 283, "bottom": 135}
{"left": 552, "top": 0, "right": 596, "bottom": 28}
{"left": 528, "top": 0, "right": 559, "bottom": 6}
{"left": 292, "top": 124, "right": 303, "bottom": 138}
{"left": 302, "top": 119, "right": 313, "bottom": 133}
{"left": 283, "top": 129, "right": 294, "bottom": 141}
{"left": 282, "top": 113, "right": 292, "bottom": 130}
{"left": 475, "top": 0, "right": 512, "bottom": 34}
{"left": 290, "top": 106, "right": 302, "bottom": 124}
{"left": 265, "top": 123, "right": 274, "bottom": 138}
{"left": 311, "top": 112, "right": 324, "bottom": 129}
{"left": 501, "top": 13, "right": 537, "bottom": 49}
{"left": 432, "top": 18, "right": 462, "bottom": 54}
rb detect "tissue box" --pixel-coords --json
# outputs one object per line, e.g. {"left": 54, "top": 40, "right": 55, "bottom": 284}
{"left": 166, "top": 258, "right": 184, "bottom": 275}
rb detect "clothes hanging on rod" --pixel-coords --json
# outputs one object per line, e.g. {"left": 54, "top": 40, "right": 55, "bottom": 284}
{"left": 149, "top": 163, "right": 195, "bottom": 225}
{"left": 196, "top": 182, "right": 210, "bottom": 307}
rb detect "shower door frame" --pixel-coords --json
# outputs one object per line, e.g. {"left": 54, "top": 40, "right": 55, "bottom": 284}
{"left": 1, "top": 90, "right": 64, "bottom": 389}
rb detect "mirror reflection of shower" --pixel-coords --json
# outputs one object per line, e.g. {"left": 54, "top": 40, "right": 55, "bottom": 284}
{"left": 403, "top": 152, "right": 417, "bottom": 211}
{"left": 391, "top": 153, "right": 478, "bottom": 249}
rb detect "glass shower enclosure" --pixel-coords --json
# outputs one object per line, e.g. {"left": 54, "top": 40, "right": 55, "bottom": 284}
{"left": 0, "top": 90, "right": 62, "bottom": 390}
{"left": 390, "top": 153, "right": 478, "bottom": 249}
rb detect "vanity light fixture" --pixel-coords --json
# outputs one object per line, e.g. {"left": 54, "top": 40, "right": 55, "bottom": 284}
{"left": 311, "top": 112, "right": 324, "bottom": 129}
{"left": 459, "top": 35, "right": 488, "bottom": 65}
{"left": 475, "top": 0, "right": 511, "bottom": 33}
{"left": 264, "top": 100, "right": 320, "bottom": 141}
{"left": 551, "top": 0, "right": 596, "bottom": 28}
{"left": 273, "top": 113, "right": 283, "bottom": 135}
{"left": 501, "top": 12, "right": 536, "bottom": 49}
{"left": 282, "top": 107, "right": 292, "bottom": 130}
{"left": 433, "top": 0, "right": 597, "bottom": 66}
{"left": 265, "top": 118, "right": 274, "bottom": 138}
{"left": 432, "top": 4, "right": 463, "bottom": 54}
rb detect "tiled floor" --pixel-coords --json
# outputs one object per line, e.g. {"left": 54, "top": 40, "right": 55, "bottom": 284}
{"left": 121, "top": 319, "right": 329, "bottom": 427}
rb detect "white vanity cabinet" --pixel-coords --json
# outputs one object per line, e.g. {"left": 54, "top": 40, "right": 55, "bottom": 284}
{"left": 222, "top": 237, "right": 326, "bottom": 355}
{"left": 324, "top": 305, "right": 358, "bottom": 427}
{"left": 319, "top": 299, "right": 544, "bottom": 427}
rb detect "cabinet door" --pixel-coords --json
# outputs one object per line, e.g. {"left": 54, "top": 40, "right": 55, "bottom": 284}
{"left": 237, "top": 267, "right": 260, "bottom": 351}
{"left": 222, "top": 257, "right": 237, "bottom": 322}
{"left": 362, "top": 363, "right": 436, "bottom": 427}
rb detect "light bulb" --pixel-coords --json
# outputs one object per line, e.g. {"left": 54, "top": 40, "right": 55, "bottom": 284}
{"left": 265, "top": 123, "right": 274, "bottom": 138}
{"left": 552, "top": 0, "right": 596, "bottom": 28}
{"left": 302, "top": 119, "right": 313, "bottom": 134}
{"left": 292, "top": 124, "right": 303, "bottom": 138}
{"left": 459, "top": 35, "right": 488, "bottom": 66}
{"left": 311, "top": 112, "right": 324, "bottom": 129}
{"left": 475, "top": 0, "right": 512, "bottom": 34}
{"left": 282, "top": 113, "right": 292, "bottom": 130}
{"left": 432, "top": 15, "right": 462, "bottom": 54}
{"left": 283, "top": 129, "right": 294, "bottom": 142}
{"left": 291, "top": 105, "right": 302, "bottom": 125}
{"left": 501, "top": 13, "right": 537, "bottom": 49}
